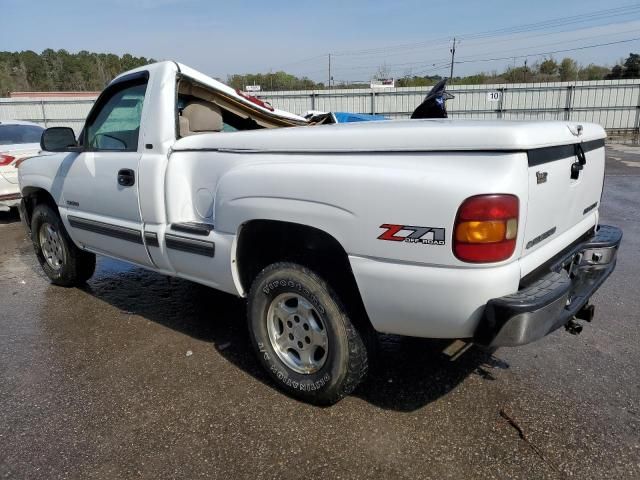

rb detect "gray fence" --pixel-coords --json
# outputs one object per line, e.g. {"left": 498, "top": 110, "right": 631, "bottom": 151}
{"left": 260, "top": 79, "right": 640, "bottom": 132}
{"left": 0, "top": 98, "right": 95, "bottom": 133}
{"left": 1, "top": 79, "right": 639, "bottom": 134}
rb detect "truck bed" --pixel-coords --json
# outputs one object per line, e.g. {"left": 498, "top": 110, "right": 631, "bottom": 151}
{"left": 172, "top": 118, "right": 605, "bottom": 153}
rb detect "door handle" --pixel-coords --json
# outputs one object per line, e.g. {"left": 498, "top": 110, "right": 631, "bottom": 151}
{"left": 118, "top": 169, "right": 135, "bottom": 187}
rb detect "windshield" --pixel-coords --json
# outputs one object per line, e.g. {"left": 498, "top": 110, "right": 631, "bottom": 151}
{"left": 0, "top": 124, "right": 45, "bottom": 146}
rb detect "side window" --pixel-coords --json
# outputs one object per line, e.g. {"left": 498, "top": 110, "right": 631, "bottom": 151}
{"left": 86, "top": 82, "right": 147, "bottom": 151}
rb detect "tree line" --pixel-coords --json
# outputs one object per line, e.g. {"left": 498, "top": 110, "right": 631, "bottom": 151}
{"left": 382, "top": 53, "right": 640, "bottom": 87}
{"left": 230, "top": 53, "right": 640, "bottom": 90}
{"left": 226, "top": 72, "right": 322, "bottom": 91}
{"left": 1, "top": 50, "right": 638, "bottom": 96}
{"left": 0, "top": 50, "right": 155, "bottom": 95}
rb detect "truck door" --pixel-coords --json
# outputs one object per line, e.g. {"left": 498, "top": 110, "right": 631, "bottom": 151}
{"left": 61, "top": 71, "right": 153, "bottom": 267}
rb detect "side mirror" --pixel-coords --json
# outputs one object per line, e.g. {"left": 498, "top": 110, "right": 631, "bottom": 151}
{"left": 40, "top": 127, "right": 80, "bottom": 152}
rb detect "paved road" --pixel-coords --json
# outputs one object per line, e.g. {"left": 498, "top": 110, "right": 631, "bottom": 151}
{"left": 1, "top": 147, "right": 639, "bottom": 479}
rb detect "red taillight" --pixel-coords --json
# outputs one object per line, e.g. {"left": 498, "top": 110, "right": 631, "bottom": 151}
{"left": 453, "top": 194, "right": 519, "bottom": 263}
{"left": 0, "top": 154, "right": 16, "bottom": 166}
{"left": 236, "top": 89, "right": 275, "bottom": 111}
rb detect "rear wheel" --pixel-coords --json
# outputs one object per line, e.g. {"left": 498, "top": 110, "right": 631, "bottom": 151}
{"left": 247, "top": 262, "right": 368, "bottom": 405}
{"left": 31, "top": 204, "right": 96, "bottom": 286}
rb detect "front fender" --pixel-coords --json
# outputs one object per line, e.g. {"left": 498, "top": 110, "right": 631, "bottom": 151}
{"left": 19, "top": 152, "right": 75, "bottom": 206}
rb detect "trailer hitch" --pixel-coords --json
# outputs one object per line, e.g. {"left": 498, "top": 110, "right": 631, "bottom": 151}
{"left": 575, "top": 304, "right": 595, "bottom": 322}
{"left": 565, "top": 319, "right": 583, "bottom": 335}
{"left": 565, "top": 304, "right": 595, "bottom": 335}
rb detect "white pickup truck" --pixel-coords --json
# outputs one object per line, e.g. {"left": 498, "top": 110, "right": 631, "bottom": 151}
{"left": 18, "top": 61, "right": 622, "bottom": 404}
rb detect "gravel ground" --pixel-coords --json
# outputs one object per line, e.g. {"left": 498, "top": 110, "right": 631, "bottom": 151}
{"left": 1, "top": 146, "right": 638, "bottom": 479}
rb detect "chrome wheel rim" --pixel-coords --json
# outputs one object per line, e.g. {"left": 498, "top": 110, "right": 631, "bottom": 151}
{"left": 39, "top": 222, "right": 65, "bottom": 271}
{"left": 266, "top": 292, "right": 328, "bottom": 374}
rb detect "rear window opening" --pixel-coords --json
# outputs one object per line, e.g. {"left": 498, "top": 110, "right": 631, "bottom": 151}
{"left": 177, "top": 94, "right": 261, "bottom": 133}
{"left": 176, "top": 78, "right": 290, "bottom": 138}
{"left": 0, "top": 124, "right": 45, "bottom": 145}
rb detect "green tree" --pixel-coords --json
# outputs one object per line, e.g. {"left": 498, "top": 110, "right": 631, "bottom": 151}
{"left": 622, "top": 53, "right": 640, "bottom": 78}
{"left": 579, "top": 64, "right": 609, "bottom": 81}
{"left": 0, "top": 50, "right": 155, "bottom": 94}
{"left": 226, "top": 71, "right": 323, "bottom": 91}
{"left": 607, "top": 64, "right": 624, "bottom": 80}
{"left": 504, "top": 66, "right": 530, "bottom": 83}
{"left": 538, "top": 58, "right": 558, "bottom": 76}
{"left": 396, "top": 75, "right": 441, "bottom": 87}
{"left": 455, "top": 73, "right": 488, "bottom": 85}
{"left": 559, "top": 58, "right": 578, "bottom": 81}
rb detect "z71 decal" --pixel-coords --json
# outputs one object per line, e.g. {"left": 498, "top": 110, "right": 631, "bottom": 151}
{"left": 378, "top": 224, "right": 446, "bottom": 245}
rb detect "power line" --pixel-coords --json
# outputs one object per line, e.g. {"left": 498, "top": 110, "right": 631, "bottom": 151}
{"left": 275, "top": 54, "right": 329, "bottom": 70}
{"left": 410, "top": 62, "right": 453, "bottom": 77}
{"left": 281, "top": 6, "right": 638, "bottom": 67}
{"left": 454, "top": 28, "right": 640, "bottom": 62}
{"left": 459, "top": 4, "right": 640, "bottom": 41}
{"left": 305, "top": 56, "right": 450, "bottom": 73}
{"left": 436, "top": 18, "right": 640, "bottom": 52}
{"left": 325, "top": 27, "right": 640, "bottom": 75}
{"left": 454, "top": 36, "right": 640, "bottom": 65}
{"left": 320, "top": 34, "right": 639, "bottom": 80}
{"left": 327, "top": 4, "right": 640, "bottom": 58}
{"left": 293, "top": 16, "right": 640, "bottom": 72}
{"left": 270, "top": 4, "right": 640, "bottom": 81}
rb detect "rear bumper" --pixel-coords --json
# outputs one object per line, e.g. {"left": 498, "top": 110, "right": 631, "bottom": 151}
{"left": 475, "top": 225, "right": 622, "bottom": 347}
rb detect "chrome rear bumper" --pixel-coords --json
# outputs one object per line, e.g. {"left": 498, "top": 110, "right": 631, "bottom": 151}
{"left": 475, "top": 225, "right": 622, "bottom": 347}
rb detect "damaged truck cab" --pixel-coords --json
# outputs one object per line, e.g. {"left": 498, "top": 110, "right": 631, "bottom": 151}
{"left": 18, "top": 61, "right": 621, "bottom": 404}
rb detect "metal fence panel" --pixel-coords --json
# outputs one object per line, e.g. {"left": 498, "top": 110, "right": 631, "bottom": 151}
{"left": 0, "top": 99, "right": 94, "bottom": 133}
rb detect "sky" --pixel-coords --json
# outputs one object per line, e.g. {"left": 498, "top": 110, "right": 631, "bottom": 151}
{"left": 2, "top": 0, "right": 640, "bottom": 83}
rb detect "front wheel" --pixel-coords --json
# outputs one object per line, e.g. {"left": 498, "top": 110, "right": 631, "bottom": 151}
{"left": 31, "top": 203, "right": 96, "bottom": 286}
{"left": 247, "top": 262, "right": 368, "bottom": 405}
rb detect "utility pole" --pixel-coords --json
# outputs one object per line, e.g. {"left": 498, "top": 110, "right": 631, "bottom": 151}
{"left": 328, "top": 53, "right": 332, "bottom": 89}
{"left": 449, "top": 37, "right": 456, "bottom": 82}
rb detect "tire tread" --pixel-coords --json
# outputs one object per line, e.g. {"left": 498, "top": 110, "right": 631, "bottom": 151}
{"left": 248, "top": 262, "right": 368, "bottom": 405}
{"left": 31, "top": 203, "right": 96, "bottom": 287}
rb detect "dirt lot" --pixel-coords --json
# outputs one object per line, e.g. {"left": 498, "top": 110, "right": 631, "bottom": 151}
{"left": 1, "top": 145, "right": 639, "bottom": 479}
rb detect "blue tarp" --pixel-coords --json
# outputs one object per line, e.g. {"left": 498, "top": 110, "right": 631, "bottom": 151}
{"left": 333, "top": 112, "right": 389, "bottom": 123}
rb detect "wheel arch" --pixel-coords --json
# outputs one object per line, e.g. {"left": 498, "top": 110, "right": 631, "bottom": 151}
{"left": 20, "top": 187, "right": 59, "bottom": 229}
{"left": 234, "top": 219, "right": 372, "bottom": 331}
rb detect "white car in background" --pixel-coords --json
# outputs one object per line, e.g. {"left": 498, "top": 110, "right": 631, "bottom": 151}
{"left": 0, "top": 120, "right": 44, "bottom": 211}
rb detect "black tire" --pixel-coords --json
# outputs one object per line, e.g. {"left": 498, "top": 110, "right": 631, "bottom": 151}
{"left": 31, "top": 203, "right": 96, "bottom": 286}
{"left": 247, "top": 262, "right": 368, "bottom": 405}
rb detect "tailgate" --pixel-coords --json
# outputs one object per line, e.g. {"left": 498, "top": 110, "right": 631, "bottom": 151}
{"left": 521, "top": 138, "right": 605, "bottom": 258}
